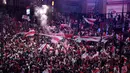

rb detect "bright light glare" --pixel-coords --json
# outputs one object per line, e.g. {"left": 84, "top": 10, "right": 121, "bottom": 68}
{"left": 52, "top": 1, "right": 54, "bottom": 6}
{"left": 3, "top": 0, "right": 6, "bottom": 5}
{"left": 42, "top": 5, "right": 49, "bottom": 10}
{"left": 26, "top": 9, "right": 30, "bottom": 15}
{"left": 39, "top": 8, "right": 47, "bottom": 14}
{"left": 35, "top": 5, "right": 49, "bottom": 15}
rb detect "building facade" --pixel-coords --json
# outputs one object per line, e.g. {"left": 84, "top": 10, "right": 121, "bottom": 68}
{"left": 55, "top": 0, "right": 82, "bottom": 13}
{"left": 54, "top": 0, "right": 106, "bottom": 14}
{"left": 106, "top": 0, "right": 130, "bottom": 14}
{"left": 82, "top": 0, "right": 130, "bottom": 14}
{"left": 1, "top": 0, "right": 130, "bottom": 14}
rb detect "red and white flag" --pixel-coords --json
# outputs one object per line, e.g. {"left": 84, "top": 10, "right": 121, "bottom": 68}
{"left": 39, "top": 33, "right": 63, "bottom": 44}
{"left": 64, "top": 34, "right": 73, "bottom": 39}
{"left": 22, "top": 15, "right": 30, "bottom": 21}
{"left": 38, "top": 43, "right": 48, "bottom": 52}
{"left": 83, "top": 17, "right": 96, "bottom": 25}
{"left": 60, "top": 24, "right": 70, "bottom": 28}
{"left": 51, "top": 36, "right": 63, "bottom": 44}
{"left": 75, "top": 36, "right": 101, "bottom": 42}
{"left": 25, "top": 29, "right": 35, "bottom": 37}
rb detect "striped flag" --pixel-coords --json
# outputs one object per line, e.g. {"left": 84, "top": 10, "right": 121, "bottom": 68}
{"left": 38, "top": 43, "right": 48, "bottom": 52}
{"left": 51, "top": 36, "right": 63, "bottom": 44}
{"left": 25, "top": 29, "right": 35, "bottom": 37}
{"left": 75, "top": 36, "right": 101, "bottom": 42}
{"left": 60, "top": 24, "right": 70, "bottom": 28}
{"left": 39, "top": 33, "right": 63, "bottom": 44}
{"left": 83, "top": 17, "right": 96, "bottom": 25}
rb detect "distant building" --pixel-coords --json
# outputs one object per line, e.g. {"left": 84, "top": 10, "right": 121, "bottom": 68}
{"left": 106, "top": 0, "right": 130, "bottom": 14}
{"left": 55, "top": 0, "right": 82, "bottom": 13}
{"left": 81, "top": 0, "right": 106, "bottom": 14}
{"left": 54, "top": 0, "right": 106, "bottom": 14}
{"left": 1, "top": 0, "right": 130, "bottom": 14}
{"left": 82, "top": 0, "right": 130, "bottom": 14}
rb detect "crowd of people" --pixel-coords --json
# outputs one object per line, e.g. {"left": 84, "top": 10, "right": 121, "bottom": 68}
{"left": 0, "top": 10, "right": 130, "bottom": 73}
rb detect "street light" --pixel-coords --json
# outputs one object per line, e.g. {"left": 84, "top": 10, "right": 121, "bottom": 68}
{"left": 52, "top": 1, "right": 54, "bottom": 6}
